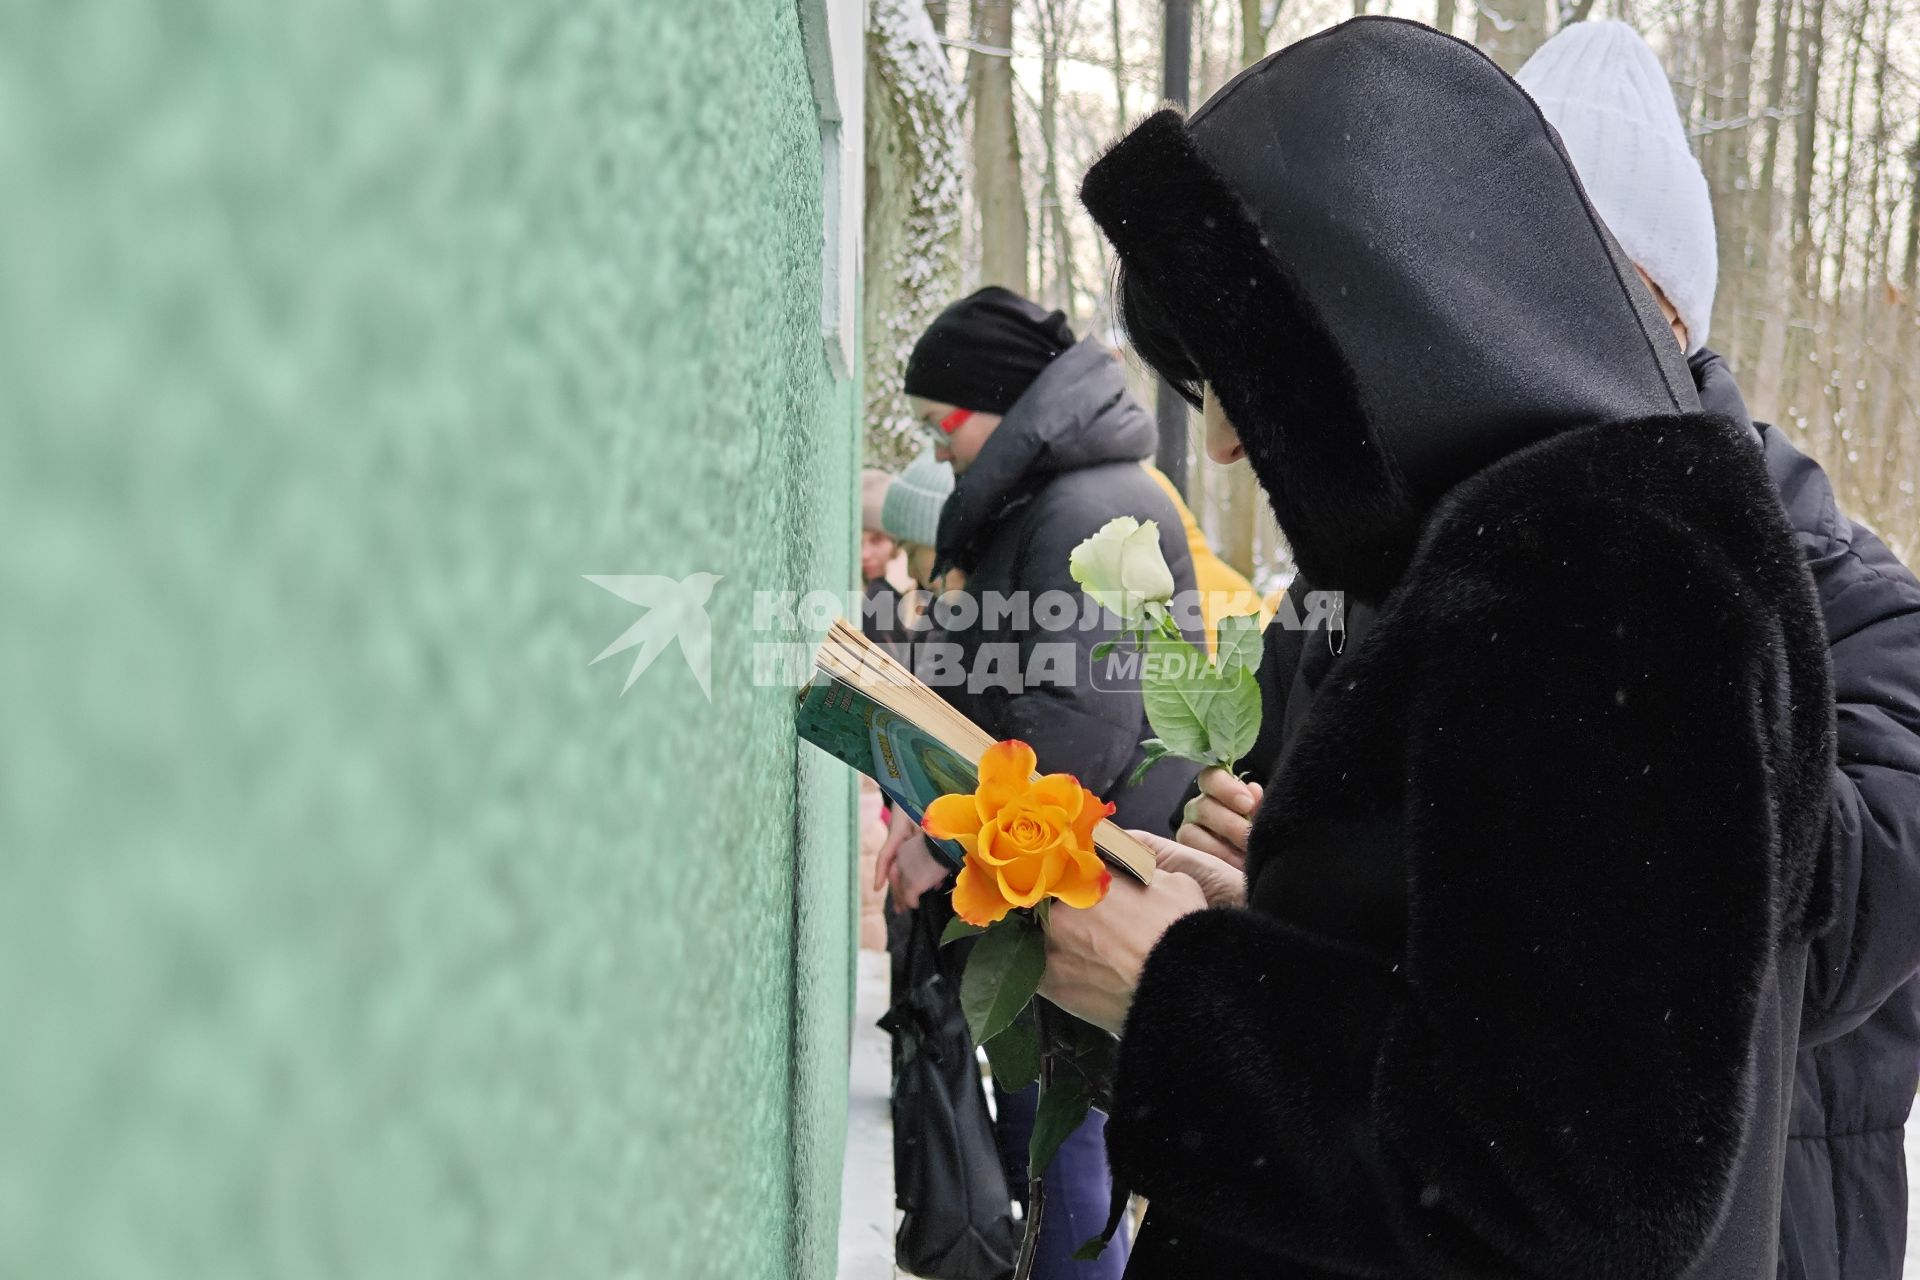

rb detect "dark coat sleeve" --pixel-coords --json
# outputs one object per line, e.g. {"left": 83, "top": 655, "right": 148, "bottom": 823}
{"left": 1756, "top": 424, "right": 1920, "bottom": 1046}
{"left": 1107, "top": 502, "right": 1823, "bottom": 1278}
{"left": 1796, "top": 520, "right": 1920, "bottom": 1045}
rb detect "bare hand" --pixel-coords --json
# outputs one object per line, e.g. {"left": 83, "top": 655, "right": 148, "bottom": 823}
{"left": 872, "top": 806, "right": 921, "bottom": 892}
{"left": 891, "top": 834, "right": 949, "bottom": 909}
{"left": 1176, "top": 767, "right": 1263, "bottom": 871}
{"left": 1038, "top": 853, "right": 1208, "bottom": 1035}
{"left": 874, "top": 808, "right": 948, "bottom": 911}
{"left": 1134, "top": 829, "right": 1246, "bottom": 908}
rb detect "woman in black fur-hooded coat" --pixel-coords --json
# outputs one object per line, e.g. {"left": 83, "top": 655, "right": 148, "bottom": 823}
{"left": 1032, "top": 18, "right": 1838, "bottom": 1280}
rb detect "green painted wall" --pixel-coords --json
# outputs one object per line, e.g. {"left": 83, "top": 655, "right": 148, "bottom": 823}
{"left": 1, "top": 2, "right": 858, "bottom": 1278}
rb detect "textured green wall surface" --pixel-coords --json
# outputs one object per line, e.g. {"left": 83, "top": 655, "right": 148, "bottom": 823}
{"left": 1, "top": 2, "right": 857, "bottom": 1278}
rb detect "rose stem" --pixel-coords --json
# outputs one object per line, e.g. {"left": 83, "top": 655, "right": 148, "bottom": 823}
{"left": 1012, "top": 1001, "right": 1053, "bottom": 1280}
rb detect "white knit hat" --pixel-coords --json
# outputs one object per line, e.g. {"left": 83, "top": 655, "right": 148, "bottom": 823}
{"left": 880, "top": 450, "right": 955, "bottom": 547}
{"left": 1517, "top": 21, "right": 1716, "bottom": 353}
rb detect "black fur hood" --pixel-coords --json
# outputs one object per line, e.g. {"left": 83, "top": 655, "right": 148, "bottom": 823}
{"left": 1081, "top": 16, "right": 1700, "bottom": 600}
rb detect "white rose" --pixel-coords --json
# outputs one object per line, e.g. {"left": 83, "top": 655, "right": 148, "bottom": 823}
{"left": 1069, "top": 516, "right": 1177, "bottom": 623}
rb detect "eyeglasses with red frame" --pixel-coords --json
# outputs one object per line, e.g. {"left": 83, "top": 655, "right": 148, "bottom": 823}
{"left": 920, "top": 407, "right": 973, "bottom": 447}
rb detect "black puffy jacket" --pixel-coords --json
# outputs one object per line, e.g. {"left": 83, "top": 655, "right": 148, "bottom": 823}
{"left": 1692, "top": 351, "right": 1920, "bottom": 1280}
{"left": 933, "top": 336, "right": 1203, "bottom": 834}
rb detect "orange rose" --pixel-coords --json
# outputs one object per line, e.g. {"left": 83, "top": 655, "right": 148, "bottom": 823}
{"left": 922, "top": 739, "right": 1115, "bottom": 927}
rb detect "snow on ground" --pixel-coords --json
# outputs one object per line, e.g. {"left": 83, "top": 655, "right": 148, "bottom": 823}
{"left": 1906, "top": 1119, "right": 1920, "bottom": 1279}
{"left": 838, "top": 949, "right": 902, "bottom": 1280}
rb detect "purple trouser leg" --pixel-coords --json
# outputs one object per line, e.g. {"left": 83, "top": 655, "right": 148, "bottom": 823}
{"left": 994, "top": 1082, "right": 1131, "bottom": 1280}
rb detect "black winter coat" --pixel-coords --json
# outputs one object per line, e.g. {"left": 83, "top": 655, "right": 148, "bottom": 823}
{"left": 933, "top": 336, "right": 1203, "bottom": 835}
{"left": 1692, "top": 352, "right": 1920, "bottom": 1280}
{"left": 1198, "top": 366, "right": 1920, "bottom": 1280}
{"left": 1080, "top": 18, "right": 1838, "bottom": 1279}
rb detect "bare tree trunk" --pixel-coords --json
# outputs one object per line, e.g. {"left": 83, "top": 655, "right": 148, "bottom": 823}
{"left": 1881, "top": 132, "right": 1920, "bottom": 557}
{"left": 1804, "top": 0, "right": 1867, "bottom": 457}
{"left": 864, "top": 0, "right": 968, "bottom": 467}
{"left": 1782, "top": 0, "right": 1827, "bottom": 422}
{"left": 1111, "top": 0, "right": 1127, "bottom": 139}
{"left": 1194, "top": 0, "right": 1219, "bottom": 103}
{"left": 1435, "top": 0, "right": 1458, "bottom": 34}
{"left": 1475, "top": 0, "right": 1551, "bottom": 74}
{"left": 1829, "top": 0, "right": 1869, "bottom": 294}
{"left": 1700, "top": 0, "right": 1730, "bottom": 157}
{"left": 1039, "top": 19, "right": 1062, "bottom": 310}
{"left": 1712, "top": 0, "right": 1764, "bottom": 364}
{"left": 1856, "top": 4, "right": 1889, "bottom": 335}
{"left": 1851, "top": 2, "right": 1896, "bottom": 514}
{"left": 1238, "top": 0, "right": 1261, "bottom": 66}
{"left": 1239, "top": 0, "right": 1280, "bottom": 65}
{"left": 1742, "top": 0, "right": 1795, "bottom": 376}
{"left": 1034, "top": 0, "right": 1081, "bottom": 320}
{"left": 927, "top": 0, "right": 951, "bottom": 33}
{"left": 970, "top": 0, "right": 1029, "bottom": 294}
{"left": 1901, "top": 130, "right": 1920, "bottom": 297}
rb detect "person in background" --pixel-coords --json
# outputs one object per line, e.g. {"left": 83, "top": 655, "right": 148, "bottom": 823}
{"left": 1513, "top": 25, "right": 1920, "bottom": 1280}
{"left": 872, "top": 449, "right": 960, "bottom": 913}
{"left": 855, "top": 469, "right": 911, "bottom": 952}
{"left": 882, "top": 285, "right": 1209, "bottom": 1280}
{"left": 858, "top": 469, "right": 909, "bottom": 653}
{"left": 881, "top": 448, "right": 956, "bottom": 597}
{"left": 903, "top": 287, "right": 1204, "bottom": 832}
{"left": 870, "top": 447, "right": 1026, "bottom": 1275}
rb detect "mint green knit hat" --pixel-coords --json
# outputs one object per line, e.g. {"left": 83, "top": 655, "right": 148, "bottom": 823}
{"left": 880, "top": 450, "right": 956, "bottom": 547}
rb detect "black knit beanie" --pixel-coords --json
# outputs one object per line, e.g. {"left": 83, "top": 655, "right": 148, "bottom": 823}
{"left": 902, "top": 287, "right": 1076, "bottom": 414}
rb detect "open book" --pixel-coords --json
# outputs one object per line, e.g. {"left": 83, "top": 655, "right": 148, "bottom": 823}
{"left": 796, "top": 620, "right": 1154, "bottom": 884}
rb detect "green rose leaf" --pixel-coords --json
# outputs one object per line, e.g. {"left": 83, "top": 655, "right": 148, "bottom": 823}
{"left": 1203, "top": 667, "right": 1263, "bottom": 770}
{"left": 960, "top": 914, "right": 1046, "bottom": 1046}
{"left": 1029, "top": 1073, "right": 1096, "bottom": 1178}
{"left": 1140, "top": 626, "right": 1224, "bottom": 759}
{"left": 939, "top": 916, "right": 985, "bottom": 946}
{"left": 981, "top": 1019, "right": 1039, "bottom": 1091}
{"left": 1214, "top": 610, "right": 1265, "bottom": 685}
